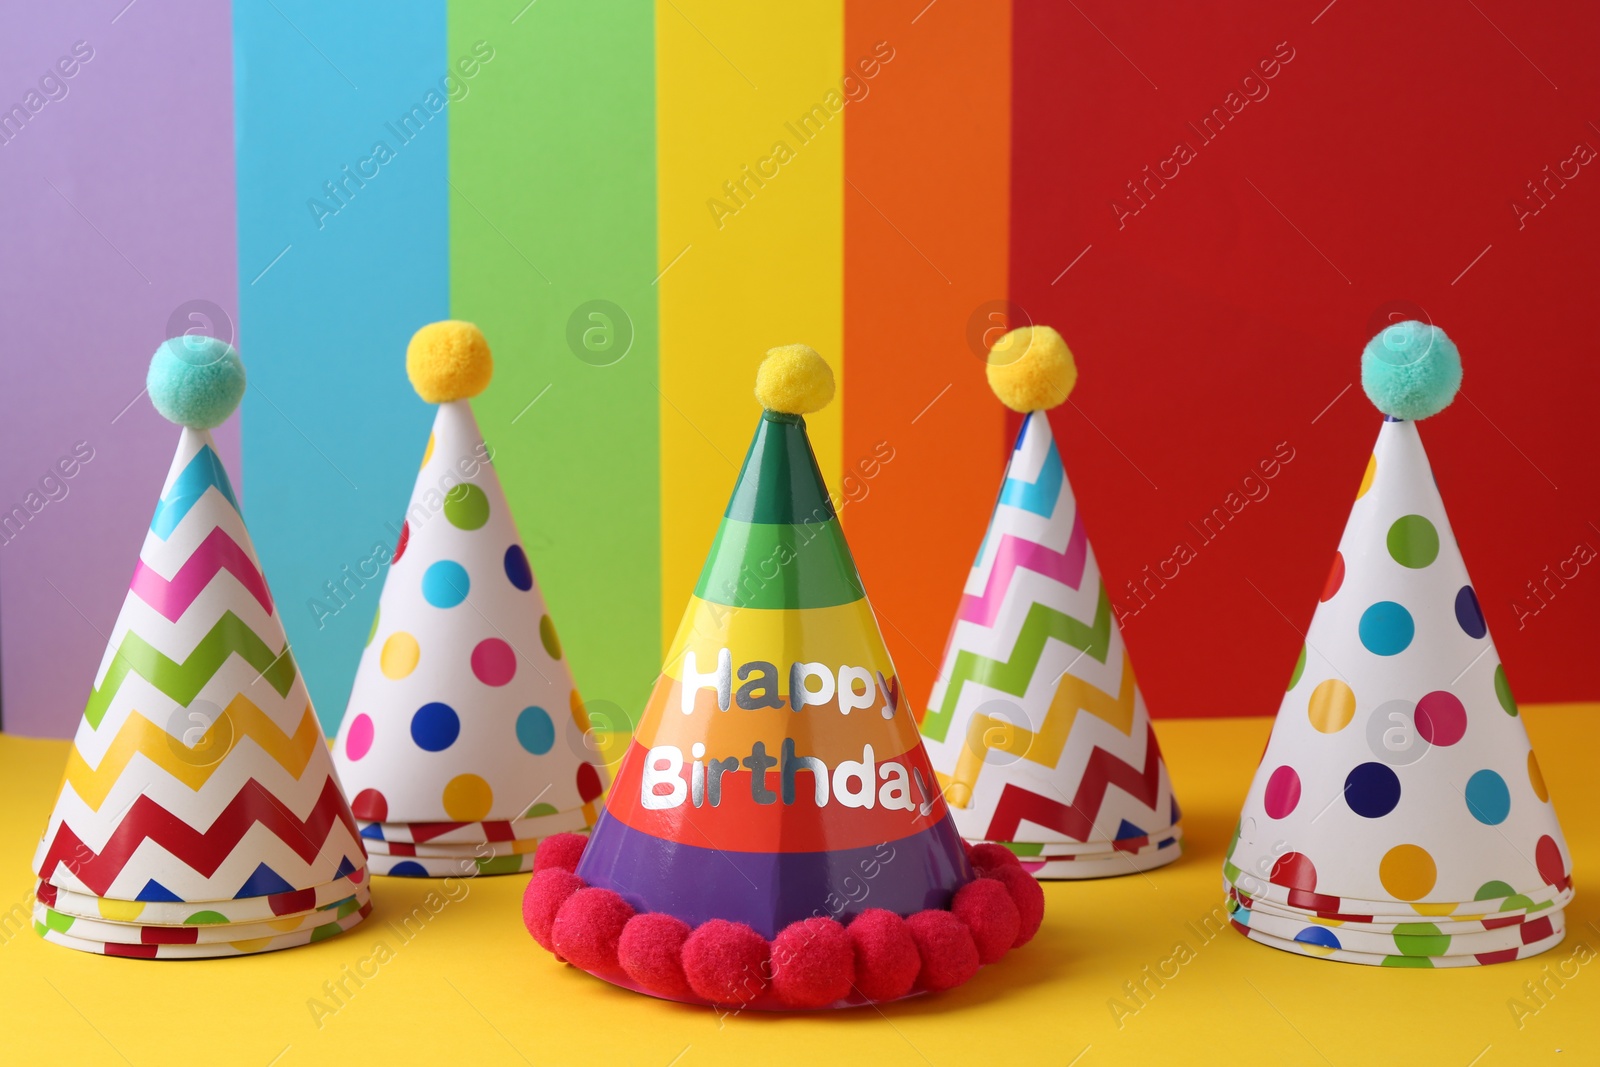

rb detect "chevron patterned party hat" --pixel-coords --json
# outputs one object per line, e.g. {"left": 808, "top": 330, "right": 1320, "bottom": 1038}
{"left": 31, "top": 337, "right": 369, "bottom": 958}
{"left": 919, "top": 326, "right": 1181, "bottom": 879}
{"left": 331, "top": 322, "right": 606, "bottom": 877}
{"left": 526, "top": 346, "right": 1044, "bottom": 1010}
{"left": 1225, "top": 322, "right": 1572, "bottom": 966}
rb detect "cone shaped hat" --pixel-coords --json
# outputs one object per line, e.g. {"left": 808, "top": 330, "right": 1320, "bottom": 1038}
{"left": 920, "top": 328, "right": 1181, "bottom": 878}
{"left": 32, "top": 339, "right": 367, "bottom": 921}
{"left": 1225, "top": 323, "right": 1572, "bottom": 965}
{"left": 331, "top": 322, "right": 606, "bottom": 864}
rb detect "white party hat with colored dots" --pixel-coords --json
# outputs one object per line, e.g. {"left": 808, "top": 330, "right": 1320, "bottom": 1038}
{"left": 1224, "top": 323, "right": 1572, "bottom": 967}
{"left": 330, "top": 322, "right": 607, "bottom": 876}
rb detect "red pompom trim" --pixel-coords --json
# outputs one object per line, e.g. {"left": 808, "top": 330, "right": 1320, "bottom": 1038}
{"left": 551, "top": 887, "right": 634, "bottom": 971}
{"left": 770, "top": 917, "right": 855, "bottom": 1008}
{"left": 953, "top": 878, "right": 1021, "bottom": 963}
{"left": 617, "top": 913, "right": 694, "bottom": 999}
{"left": 682, "top": 919, "right": 771, "bottom": 1005}
{"left": 907, "top": 909, "right": 981, "bottom": 991}
{"left": 847, "top": 908, "right": 920, "bottom": 1002}
{"left": 534, "top": 832, "right": 589, "bottom": 874}
{"left": 527, "top": 837, "right": 1041, "bottom": 1007}
{"left": 983, "top": 864, "right": 1046, "bottom": 946}
{"left": 522, "top": 868, "right": 582, "bottom": 951}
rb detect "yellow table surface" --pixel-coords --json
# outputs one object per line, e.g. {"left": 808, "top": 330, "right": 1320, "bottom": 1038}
{"left": 2, "top": 707, "right": 1595, "bottom": 1066}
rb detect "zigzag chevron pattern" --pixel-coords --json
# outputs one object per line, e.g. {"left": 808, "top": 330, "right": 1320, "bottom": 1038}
{"left": 943, "top": 653, "right": 1137, "bottom": 806}
{"left": 129, "top": 526, "right": 273, "bottom": 621}
{"left": 150, "top": 446, "right": 239, "bottom": 539}
{"left": 958, "top": 516, "right": 1087, "bottom": 627}
{"left": 998, "top": 435, "right": 1063, "bottom": 516}
{"left": 84, "top": 612, "right": 297, "bottom": 729}
{"left": 983, "top": 723, "right": 1165, "bottom": 842}
{"left": 62, "top": 698, "right": 323, "bottom": 811}
{"left": 36, "top": 778, "right": 358, "bottom": 897}
{"left": 921, "top": 586, "right": 1112, "bottom": 742}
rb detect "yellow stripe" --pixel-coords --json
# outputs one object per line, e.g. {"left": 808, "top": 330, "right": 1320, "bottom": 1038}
{"left": 662, "top": 596, "right": 890, "bottom": 682}
{"left": 63, "top": 698, "right": 324, "bottom": 810}
{"left": 656, "top": 1, "right": 844, "bottom": 652}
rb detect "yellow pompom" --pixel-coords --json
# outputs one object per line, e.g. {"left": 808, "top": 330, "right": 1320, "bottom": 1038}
{"left": 755, "top": 344, "right": 835, "bottom": 415}
{"left": 985, "top": 325, "right": 1077, "bottom": 412}
{"left": 407, "top": 320, "right": 493, "bottom": 403}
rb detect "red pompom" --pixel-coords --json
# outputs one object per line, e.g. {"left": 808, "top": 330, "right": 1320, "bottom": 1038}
{"left": 968, "top": 843, "right": 1022, "bottom": 873}
{"left": 550, "top": 887, "right": 634, "bottom": 971}
{"left": 953, "top": 878, "right": 1021, "bottom": 964}
{"left": 617, "top": 913, "right": 694, "bottom": 999}
{"left": 984, "top": 864, "right": 1045, "bottom": 946}
{"left": 534, "top": 832, "right": 588, "bottom": 874}
{"left": 522, "top": 868, "right": 583, "bottom": 951}
{"left": 770, "top": 917, "right": 854, "bottom": 1009}
{"left": 906, "top": 910, "right": 980, "bottom": 992}
{"left": 847, "top": 909, "right": 920, "bottom": 1002}
{"left": 681, "top": 919, "right": 770, "bottom": 1006}
{"left": 961, "top": 839, "right": 978, "bottom": 865}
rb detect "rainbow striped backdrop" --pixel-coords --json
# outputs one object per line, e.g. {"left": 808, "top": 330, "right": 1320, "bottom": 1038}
{"left": 237, "top": 1, "right": 1015, "bottom": 733}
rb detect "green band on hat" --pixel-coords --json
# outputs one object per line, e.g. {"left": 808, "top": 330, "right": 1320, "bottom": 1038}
{"left": 694, "top": 517, "right": 864, "bottom": 610}
{"left": 724, "top": 412, "right": 835, "bottom": 524}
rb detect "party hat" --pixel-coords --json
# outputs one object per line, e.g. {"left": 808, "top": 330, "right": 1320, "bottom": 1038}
{"left": 331, "top": 321, "right": 606, "bottom": 877}
{"left": 524, "top": 346, "right": 1045, "bottom": 1010}
{"left": 31, "top": 337, "right": 369, "bottom": 957}
{"left": 1224, "top": 322, "right": 1573, "bottom": 967}
{"left": 919, "top": 326, "right": 1182, "bottom": 879}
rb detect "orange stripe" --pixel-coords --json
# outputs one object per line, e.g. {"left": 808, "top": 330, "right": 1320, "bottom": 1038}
{"left": 841, "top": 0, "right": 1013, "bottom": 713}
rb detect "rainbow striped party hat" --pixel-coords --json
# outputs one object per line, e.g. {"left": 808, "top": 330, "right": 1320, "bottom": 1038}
{"left": 919, "top": 326, "right": 1181, "bottom": 879}
{"left": 32, "top": 337, "right": 369, "bottom": 958}
{"left": 526, "top": 347, "right": 1044, "bottom": 1010}
{"left": 332, "top": 322, "right": 606, "bottom": 877}
{"left": 1225, "top": 322, "right": 1572, "bottom": 966}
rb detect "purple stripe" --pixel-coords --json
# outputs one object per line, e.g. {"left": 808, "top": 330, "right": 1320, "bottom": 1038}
{"left": 576, "top": 812, "right": 974, "bottom": 940}
{"left": 958, "top": 516, "right": 1087, "bottom": 626}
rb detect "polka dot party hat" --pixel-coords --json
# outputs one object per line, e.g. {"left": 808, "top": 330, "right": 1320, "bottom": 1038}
{"left": 919, "top": 326, "right": 1182, "bottom": 879}
{"left": 1224, "top": 322, "right": 1573, "bottom": 966}
{"left": 523, "top": 347, "right": 1045, "bottom": 1010}
{"left": 32, "top": 338, "right": 370, "bottom": 957}
{"left": 331, "top": 322, "right": 607, "bottom": 877}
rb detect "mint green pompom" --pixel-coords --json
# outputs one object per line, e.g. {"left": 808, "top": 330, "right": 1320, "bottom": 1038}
{"left": 147, "top": 336, "right": 246, "bottom": 429}
{"left": 1361, "top": 321, "right": 1461, "bottom": 420}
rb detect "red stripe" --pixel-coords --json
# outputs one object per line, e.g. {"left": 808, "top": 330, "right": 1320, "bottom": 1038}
{"left": 983, "top": 723, "right": 1163, "bottom": 841}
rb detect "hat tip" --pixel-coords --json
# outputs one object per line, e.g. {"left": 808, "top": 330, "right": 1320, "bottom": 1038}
{"left": 755, "top": 344, "right": 834, "bottom": 415}
{"left": 147, "top": 336, "right": 246, "bottom": 429}
{"left": 986, "top": 325, "right": 1077, "bottom": 412}
{"left": 407, "top": 320, "right": 493, "bottom": 403}
{"left": 1361, "top": 321, "right": 1461, "bottom": 421}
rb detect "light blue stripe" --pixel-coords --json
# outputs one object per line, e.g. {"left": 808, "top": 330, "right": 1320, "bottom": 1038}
{"left": 998, "top": 436, "right": 1063, "bottom": 517}
{"left": 235, "top": 1, "right": 448, "bottom": 732}
{"left": 151, "top": 448, "right": 239, "bottom": 539}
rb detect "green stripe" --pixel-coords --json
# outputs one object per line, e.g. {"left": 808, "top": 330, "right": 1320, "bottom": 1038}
{"left": 449, "top": 1, "right": 660, "bottom": 726}
{"left": 726, "top": 413, "right": 836, "bottom": 524}
{"left": 694, "top": 518, "right": 865, "bottom": 609}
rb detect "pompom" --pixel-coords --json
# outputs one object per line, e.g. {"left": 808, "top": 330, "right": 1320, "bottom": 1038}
{"left": 681, "top": 919, "right": 770, "bottom": 1005}
{"left": 617, "top": 913, "right": 694, "bottom": 999}
{"left": 986, "top": 325, "right": 1077, "bottom": 412}
{"left": 770, "top": 917, "right": 855, "bottom": 1009}
{"left": 533, "top": 833, "right": 587, "bottom": 874}
{"left": 147, "top": 336, "right": 246, "bottom": 429}
{"left": 952, "top": 878, "right": 1021, "bottom": 964}
{"left": 755, "top": 344, "right": 834, "bottom": 415}
{"left": 407, "top": 320, "right": 493, "bottom": 403}
{"left": 968, "top": 843, "right": 1022, "bottom": 873}
{"left": 906, "top": 910, "right": 980, "bottom": 992}
{"left": 550, "top": 887, "right": 633, "bottom": 971}
{"left": 522, "top": 868, "right": 583, "bottom": 951}
{"left": 846, "top": 909, "right": 920, "bottom": 1002}
{"left": 1361, "top": 320, "right": 1461, "bottom": 420}
{"left": 984, "top": 865, "right": 1046, "bottom": 946}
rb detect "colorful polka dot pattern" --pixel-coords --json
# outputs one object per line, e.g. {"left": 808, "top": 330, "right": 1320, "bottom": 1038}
{"left": 333, "top": 403, "right": 602, "bottom": 827}
{"left": 1228, "top": 418, "right": 1571, "bottom": 942}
